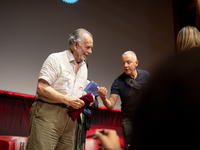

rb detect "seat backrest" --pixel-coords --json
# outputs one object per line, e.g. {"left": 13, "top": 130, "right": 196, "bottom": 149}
{"left": 0, "top": 138, "right": 15, "bottom": 150}
{"left": 0, "top": 136, "right": 28, "bottom": 150}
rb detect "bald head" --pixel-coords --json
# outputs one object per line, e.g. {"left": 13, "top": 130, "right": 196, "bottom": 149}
{"left": 122, "top": 51, "right": 137, "bottom": 61}
{"left": 122, "top": 51, "right": 139, "bottom": 78}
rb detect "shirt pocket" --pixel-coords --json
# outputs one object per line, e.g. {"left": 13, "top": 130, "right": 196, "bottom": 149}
{"left": 54, "top": 70, "right": 74, "bottom": 95}
{"left": 75, "top": 75, "right": 87, "bottom": 93}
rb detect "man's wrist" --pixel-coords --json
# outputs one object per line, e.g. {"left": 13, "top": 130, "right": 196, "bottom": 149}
{"left": 64, "top": 96, "right": 70, "bottom": 106}
{"left": 109, "top": 100, "right": 113, "bottom": 109}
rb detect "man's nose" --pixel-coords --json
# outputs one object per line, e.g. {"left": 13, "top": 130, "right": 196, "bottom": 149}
{"left": 124, "top": 63, "right": 128, "bottom": 67}
{"left": 88, "top": 48, "right": 92, "bottom": 54}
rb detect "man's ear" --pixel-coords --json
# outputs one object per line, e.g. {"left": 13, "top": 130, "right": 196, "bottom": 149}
{"left": 73, "top": 41, "right": 78, "bottom": 50}
{"left": 136, "top": 60, "right": 139, "bottom": 66}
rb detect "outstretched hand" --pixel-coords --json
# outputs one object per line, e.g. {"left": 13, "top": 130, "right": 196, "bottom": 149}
{"left": 97, "top": 87, "right": 108, "bottom": 101}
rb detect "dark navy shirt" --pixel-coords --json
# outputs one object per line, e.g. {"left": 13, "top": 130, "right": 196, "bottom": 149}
{"left": 111, "top": 69, "right": 150, "bottom": 117}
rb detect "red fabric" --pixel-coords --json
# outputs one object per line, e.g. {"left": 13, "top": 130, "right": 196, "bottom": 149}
{"left": 0, "top": 91, "right": 122, "bottom": 136}
{"left": 98, "top": 106, "right": 121, "bottom": 112}
{"left": 0, "top": 93, "right": 35, "bottom": 136}
{"left": 69, "top": 93, "right": 94, "bottom": 121}
{"left": 91, "top": 109, "right": 122, "bottom": 127}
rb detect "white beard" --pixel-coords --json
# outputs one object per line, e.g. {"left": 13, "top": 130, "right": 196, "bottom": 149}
{"left": 77, "top": 48, "right": 85, "bottom": 61}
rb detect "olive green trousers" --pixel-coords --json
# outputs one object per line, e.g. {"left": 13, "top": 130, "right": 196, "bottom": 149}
{"left": 26, "top": 100, "right": 76, "bottom": 150}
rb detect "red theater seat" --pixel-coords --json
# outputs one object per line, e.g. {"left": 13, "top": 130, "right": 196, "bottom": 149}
{"left": 0, "top": 136, "right": 28, "bottom": 150}
{"left": 0, "top": 138, "right": 14, "bottom": 150}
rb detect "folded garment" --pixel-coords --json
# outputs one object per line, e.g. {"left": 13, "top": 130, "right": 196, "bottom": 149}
{"left": 69, "top": 93, "right": 94, "bottom": 121}
{"left": 84, "top": 81, "right": 99, "bottom": 97}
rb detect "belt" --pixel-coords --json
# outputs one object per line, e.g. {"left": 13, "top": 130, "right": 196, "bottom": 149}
{"left": 37, "top": 99, "right": 69, "bottom": 108}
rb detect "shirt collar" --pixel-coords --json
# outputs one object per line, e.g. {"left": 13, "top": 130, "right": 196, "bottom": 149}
{"left": 123, "top": 69, "right": 141, "bottom": 79}
{"left": 66, "top": 50, "right": 85, "bottom": 66}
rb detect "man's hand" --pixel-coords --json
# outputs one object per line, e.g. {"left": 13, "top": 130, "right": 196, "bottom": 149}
{"left": 94, "top": 129, "right": 122, "bottom": 150}
{"left": 83, "top": 91, "right": 95, "bottom": 106}
{"left": 89, "top": 93, "right": 95, "bottom": 106}
{"left": 67, "top": 97, "right": 85, "bottom": 109}
{"left": 97, "top": 87, "right": 107, "bottom": 101}
{"left": 82, "top": 91, "right": 87, "bottom": 95}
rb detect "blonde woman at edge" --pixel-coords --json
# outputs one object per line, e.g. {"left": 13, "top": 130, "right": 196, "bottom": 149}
{"left": 177, "top": 25, "right": 200, "bottom": 52}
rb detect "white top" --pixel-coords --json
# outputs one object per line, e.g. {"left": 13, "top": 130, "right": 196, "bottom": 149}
{"left": 35, "top": 50, "right": 88, "bottom": 103}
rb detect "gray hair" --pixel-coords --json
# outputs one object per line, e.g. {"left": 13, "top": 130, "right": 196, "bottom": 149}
{"left": 68, "top": 28, "right": 93, "bottom": 46}
{"left": 122, "top": 51, "right": 137, "bottom": 60}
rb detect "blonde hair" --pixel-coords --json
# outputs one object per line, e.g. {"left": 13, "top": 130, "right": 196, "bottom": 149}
{"left": 177, "top": 26, "right": 200, "bottom": 52}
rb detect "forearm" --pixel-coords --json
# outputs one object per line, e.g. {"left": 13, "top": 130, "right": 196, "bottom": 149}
{"left": 37, "top": 79, "right": 85, "bottom": 109}
{"left": 102, "top": 98, "right": 113, "bottom": 110}
{"left": 98, "top": 87, "right": 117, "bottom": 110}
{"left": 37, "top": 84, "right": 71, "bottom": 105}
